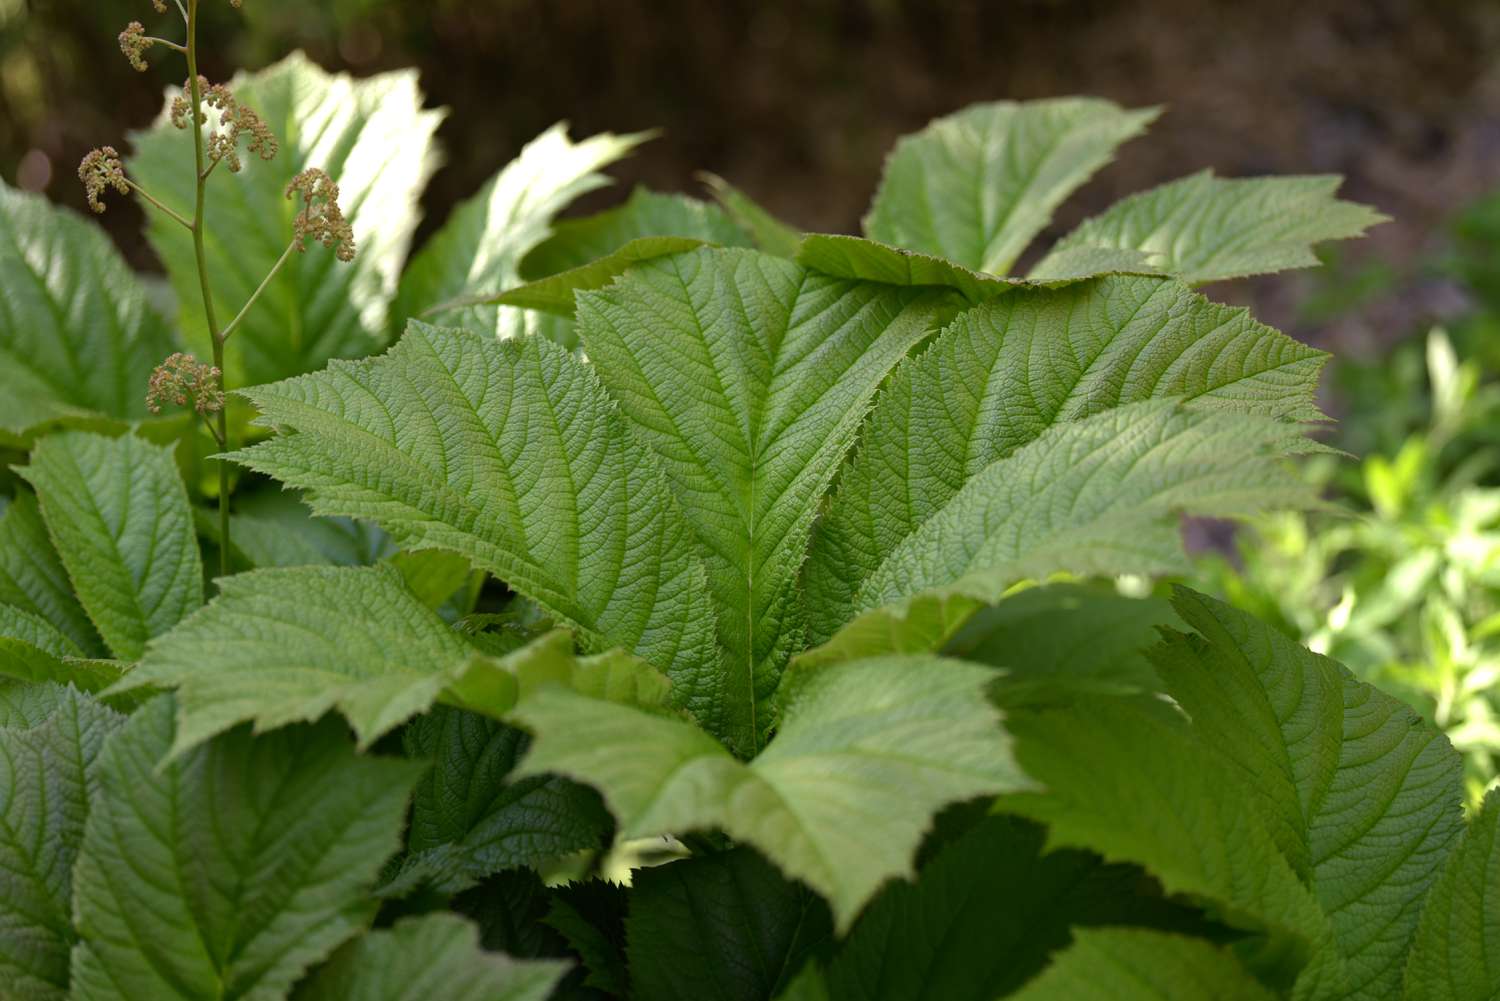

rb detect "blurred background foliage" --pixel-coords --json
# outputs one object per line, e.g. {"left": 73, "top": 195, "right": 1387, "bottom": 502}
{"left": 11, "top": 0, "right": 1500, "bottom": 794}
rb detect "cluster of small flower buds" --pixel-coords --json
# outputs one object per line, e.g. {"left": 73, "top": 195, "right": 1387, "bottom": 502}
{"left": 119, "top": 22, "right": 155, "bottom": 72}
{"left": 287, "top": 168, "right": 356, "bottom": 262}
{"left": 147, "top": 353, "right": 225, "bottom": 417}
{"left": 78, "top": 147, "right": 129, "bottom": 214}
{"left": 169, "top": 77, "right": 278, "bottom": 171}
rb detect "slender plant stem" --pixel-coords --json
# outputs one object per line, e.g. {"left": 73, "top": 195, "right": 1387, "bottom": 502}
{"left": 219, "top": 239, "right": 297, "bottom": 344}
{"left": 183, "top": 0, "right": 232, "bottom": 579}
{"left": 144, "top": 35, "right": 187, "bottom": 52}
{"left": 124, "top": 179, "right": 192, "bottom": 231}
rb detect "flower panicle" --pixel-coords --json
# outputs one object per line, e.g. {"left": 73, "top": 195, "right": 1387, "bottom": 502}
{"left": 119, "top": 22, "right": 154, "bottom": 72}
{"left": 78, "top": 147, "right": 129, "bottom": 214}
{"left": 169, "top": 77, "right": 279, "bottom": 170}
{"left": 287, "top": 168, "right": 356, "bottom": 263}
{"left": 147, "top": 353, "right": 225, "bottom": 417}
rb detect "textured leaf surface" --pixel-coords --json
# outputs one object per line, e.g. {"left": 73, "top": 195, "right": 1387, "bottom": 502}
{"left": 1405, "top": 789, "right": 1500, "bottom": 1001}
{"left": 804, "top": 274, "right": 1327, "bottom": 644}
{"left": 1034, "top": 171, "right": 1386, "bottom": 284}
{"left": 18, "top": 432, "right": 202, "bottom": 661}
{"left": 0, "top": 180, "right": 177, "bottom": 441}
{"left": 1006, "top": 929, "right": 1279, "bottom": 1001}
{"left": 230, "top": 323, "right": 719, "bottom": 719}
{"left": 392, "top": 705, "right": 611, "bottom": 894}
{"left": 69, "top": 697, "right": 423, "bottom": 1001}
{"left": 130, "top": 53, "right": 443, "bottom": 385}
{"left": 0, "top": 687, "right": 122, "bottom": 1001}
{"left": 393, "top": 123, "right": 646, "bottom": 338}
{"left": 494, "top": 237, "right": 707, "bottom": 317}
{"left": 511, "top": 654, "right": 1027, "bottom": 930}
{"left": 626, "top": 847, "right": 830, "bottom": 1001}
{"left": 701, "top": 173, "right": 804, "bottom": 258}
{"left": 796, "top": 234, "right": 1025, "bottom": 303}
{"left": 864, "top": 99, "right": 1158, "bottom": 273}
{"left": 577, "top": 247, "right": 955, "bottom": 750}
{"left": 1150, "top": 590, "right": 1464, "bottom": 1001}
{"left": 296, "top": 914, "right": 567, "bottom": 1001}
{"left": 0, "top": 494, "right": 100, "bottom": 655}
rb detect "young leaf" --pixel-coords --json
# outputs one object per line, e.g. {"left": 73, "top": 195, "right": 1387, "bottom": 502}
{"left": 0, "top": 493, "right": 101, "bottom": 655}
{"left": 392, "top": 124, "right": 648, "bottom": 338}
{"left": 229, "top": 324, "right": 720, "bottom": 732}
{"left": 795, "top": 234, "right": 1027, "bottom": 303}
{"left": 1151, "top": 589, "right": 1465, "bottom": 1001}
{"left": 864, "top": 99, "right": 1159, "bottom": 274}
{"left": 1005, "top": 929, "right": 1279, "bottom": 1001}
{"left": 0, "top": 604, "right": 82, "bottom": 661}
{"left": 0, "top": 686, "right": 122, "bottom": 1001}
{"left": 510, "top": 654, "right": 1028, "bottom": 931}
{"left": 1033, "top": 171, "right": 1387, "bottom": 284}
{"left": 700, "top": 173, "right": 804, "bottom": 258}
{"left": 129, "top": 53, "right": 444, "bottom": 386}
{"left": 391, "top": 706, "right": 611, "bottom": 894}
{"left": 804, "top": 274, "right": 1327, "bottom": 645}
{"left": 626, "top": 847, "right": 831, "bottom": 1001}
{"left": 577, "top": 247, "right": 958, "bottom": 749}
{"left": 18, "top": 432, "right": 202, "bottom": 661}
{"left": 1405, "top": 789, "right": 1500, "bottom": 1001}
{"left": 0, "top": 180, "right": 178, "bottom": 442}
{"left": 69, "top": 697, "right": 424, "bottom": 1001}
{"left": 295, "top": 913, "right": 568, "bottom": 1001}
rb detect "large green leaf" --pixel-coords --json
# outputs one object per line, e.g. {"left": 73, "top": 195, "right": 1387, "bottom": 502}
{"left": 577, "top": 247, "right": 956, "bottom": 750}
{"left": 1033, "top": 172, "right": 1386, "bottom": 284}
{"left": 0, "top": 493, "right": 100, "bottom": 656}
{"left": 804, "top": 274, "right": 1327, "bottom": 645}
{"left": 510, "top": 654, "right": 1028, "bottom": 931}
{"left": 226, "top": 488, "right": 395, "bottom": 569}
{"left": 392, "top": 123, "right": 647, "bottom": 339}
{"left": 1150, "top": 590, "right": 1464, "bottom": 1001}
{"left": 229, "top": 324, "right": 720, "bottom": 732}
{"left": 1006, "top": 929, "right": 1279, "bottom": 1001}
{"left": 864, "top": 99, "right": 1159, "bottom": 274}
{"left": 806, "top": 402, "right": 1315, "bottom": 666}
{"left": 626, "top": 847, "right": 831, "bottom": 1001}
{"left": 129, "top": 53, "right": 444, "bottom": 386}
{"left": 17, "top": 432, "right": 202, "bottom": 661}
{"left": 295, "top": 914, "right": 568, "bottom": 1001}
{"left": 1405, "top": 789, "right": 1500, "bottom": 1000}
{"left": 69, "top": 697, "right": 423, "bottom": 1001}
{"left": 0, "top": 179, "right": 177, "bottom": 442}
{"left": 0, "top": 686, "right": 122, "bottom": 1001}
{"left": 391, "top": 705, "right": 611, "bottom": 894}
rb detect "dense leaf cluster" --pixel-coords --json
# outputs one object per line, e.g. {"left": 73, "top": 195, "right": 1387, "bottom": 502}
{"left": 2, "top": 54, "right": 1487, "bottom": 1001}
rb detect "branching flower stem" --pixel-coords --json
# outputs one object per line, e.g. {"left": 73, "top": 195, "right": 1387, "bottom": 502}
{"left": 219, "top": 239, "right": 297, "bottom": 344}
{"left": 123, "top": 179, "right": 192, "bottom": 230}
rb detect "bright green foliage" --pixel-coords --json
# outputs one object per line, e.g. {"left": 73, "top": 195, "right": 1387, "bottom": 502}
{"left": 0, "top": 494, "right": 100, "bottom": 656}
{"left": 1405, "top": 790, "right": 1500, "bottom": 1000}
{"left": 0, "top": 180, "right": 177, "bottom": 442}
{"left": 577, "top": 248, "right": 956, "bottom": 748}
{"left": 626, "top": 847, "right": 830, "bottom": 1001}
{"left": 17, "top": 432, "right": 202, "bottom": 661}
{"left": 510, "top": 654, "right": 1028, "bottom": 931}
{"left": 793, "top": 234, "right": 1027, "bottom": 303}
{"left": 494, "top": 236, "right": 710, "bottom": 317}
{"left": 229, "top": 324, "right": 719, "bottom": 717}
{"left": 701, "top": 173, "right": 804, "bottom": 258}
{"left": 804, "top": 273, "right": 1327, "bottom": 645}
{"left": 1035, "top": 172, "right": 1387, "bottom": 285}
{"left": 392, "top": 123, "right": 647, "bottom": 339}
{"left": 69, "top": 698, "right": 423, "bottom": 1001}
{"left": 296, "top": 913, "right": 568, "bottom": 1001}
{"left": 864, "top": 98, "right": 1159, "bottom": 273}
{"left": 0, "top": 686, "right": 121, "bottom": 1001}
{"left": 1006, "top": 929, "right": 1280, "bottom": 1001}
{"left": 130, "top": 53, "right": 443, "bottom": 386}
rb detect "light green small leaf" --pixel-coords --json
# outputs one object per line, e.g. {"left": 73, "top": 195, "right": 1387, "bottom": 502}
{"left": 69, "top": 697, "right": 424, "bottom": 1001}
{"left": 1035, "top": 171, "right": 1387, "bottom": 284}
{"left": 1405, "top": 789, "right": 1500, "bottom": 1001}
{"left": 511, "top": 654, "right": 1028, "bottom": 931}
{"left": 295, "top": 913, "right": 568, "bottom": 1001}
{"left": 864, "top": 99, "right": 1159, "bottom": 274}
{"left": 1006, "top": 929, "right": 1279, "bottom": 1001}
{"left": 0, "top": 686, "right": 122, "bottom": 1001}
{"left": 393, "top": 123, "right": 648, "bottom": 338}
{"left": 18, "top": 432, "right": 202, "bottom": 661}
{"left": 230, "top": 324, "right": 719, "bottom": 733}
{"left": 0, "top": 179, "right": 178, "bottom": 441}
{"left": 492, "top": 236, "right": 708, "bottom": 316}
{"left": 129, "top": 53, "right": 445, "bottom": 386}
{"left": 700, "top": 173, "right": 804, "bottom": 258}
{"left": 577, "top": 247, "right": 957, "bottom": 751}
{"left": 0, "top": 493, "right": 100, "bottom": 655}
